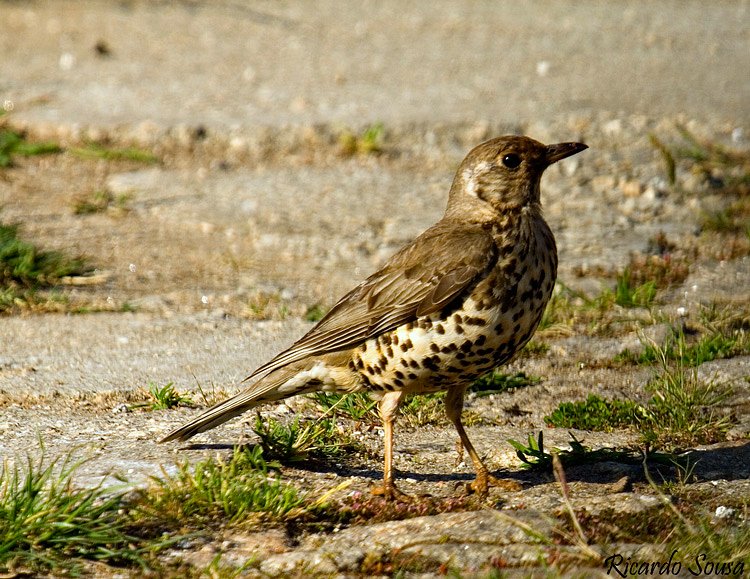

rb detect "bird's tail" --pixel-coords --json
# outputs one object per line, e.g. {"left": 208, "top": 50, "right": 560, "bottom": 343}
{"left": 159, "top": 366, "right": 312, "bottom": 443}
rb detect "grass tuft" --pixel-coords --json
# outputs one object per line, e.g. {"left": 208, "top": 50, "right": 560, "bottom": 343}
{"left": 148, "top": 382, "right": 194, "bottom": 410}
{"left": 69, "top": 142, "right": 157, "bottom": 163}
{"left": 0, "top": 450, "right": 155, "bottom": 573}
{"left": 617, "top": 325, "right": 748, "bottom": 367}
{"left": 0, "top": 128, "right": 62, "bottom": 168}
{"left": 0, "top": 222, "right": 89, "bottom": 288}
{"left": 252, "top": 414, "right": 364, "bottom": 463}
{"left": 338, "top": 123, "right": 385, "bottom": 156}
{"left": 72, "top": 189, "right": 131, "bottom": 215}
{"left": 544, "top": 394, "right": 647, "bottom": 431}
{"left": 0, "top": 221, "right": 91, "bottom": 313}
{"left": 470, "top": 370, "right": 539, "bottom": 397}
{"left": 138, "top": 445, "right": 302, "bottom": 526}
{"left": 311, "top": 391, "right": 379, "bottom": 423}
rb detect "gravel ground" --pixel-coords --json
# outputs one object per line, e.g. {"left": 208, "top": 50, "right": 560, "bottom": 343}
{"left": 0, "top": 1, "right": 749, "bottom": 576}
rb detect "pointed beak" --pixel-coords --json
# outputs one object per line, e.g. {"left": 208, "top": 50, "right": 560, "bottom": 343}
{"left": 545, "top": 142, "right": 588, "bottom": 165}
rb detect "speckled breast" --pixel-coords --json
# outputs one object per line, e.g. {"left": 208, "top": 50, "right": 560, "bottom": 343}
{"left": 351, "top": 225, "right": 558, "bottom": 394}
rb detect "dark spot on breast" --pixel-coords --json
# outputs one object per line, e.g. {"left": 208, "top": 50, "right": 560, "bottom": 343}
{"left": 520, "top": 288, "right": 533, "bottom": 302}
{"left": 477, "top": 347, "right": 495, "bottom": 356}
{"left": 395, "top": 370, "right": 404, "bottom": 380}
{"left": 494, "top": 322, "right": 505, "bottom": 334}
{"left": 361, "top": 342, "right": 368, "bottom": 352}
{"left": 393, "top": 378, "right": 404, "bottom": 388}
{"left": 379, "top": 356, "right": 387, "bottom": 367}
{"left": 430, "top": 343, "right": 440, "bottom": 353}
{"left": 513, "top": 323, "right": 521, "bottom": 334}
{"left": 365, "top": 365, "right": 374, "bottom": 375}
{"left": 460, "top": 340, "right": 474, "bottom": 353}
{"left": 441, "top": 343, "right": 458, "bottom": 353}
{"left": 466, "top": 316, "right": 487, "bottom": 326}
{"left": 381, "top": 334, "right": 392, "bottom": 346}
{"left": 356, "top": 358, "right": 365, "bottom": 370}
{"left": 475, "top": 334, "right": 487, "bottom": 346}
{"left": 374, "top": 366, "right": 383, "bottom": 375}
{"left": 392, "top": 334, "right": 399, "bottom": 345}
{"left": 512, "top": 309, "right": 524, "bottom": 322}
{"left": 386, "top": 346, "right": 394, "bottom": 357}
{"left": 448, "top": 365, "right": 463, "bottom": 373}
{"left": 455, "top": 325, "right": 465, "bottom": 335}
{"left": 456, "top": 351, "right": 466, "bottom": 360}
{"left": 407, "top": 372, "right": 418, "bottom": 380}
{"left": 405, "top": 322, "right": 414, "bottom": 331}
{"left": 409, "top": 359, "right": 420, "bottom": 369}
{"left": 400, "top": 359, "right": 409, "bottom": 368}
{"left": 436, "top": 323, "right": 445, "bottom": 335}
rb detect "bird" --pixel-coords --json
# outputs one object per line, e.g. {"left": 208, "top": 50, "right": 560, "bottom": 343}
{"left": 161, "top": 135, "right": 587, "bottom": 500}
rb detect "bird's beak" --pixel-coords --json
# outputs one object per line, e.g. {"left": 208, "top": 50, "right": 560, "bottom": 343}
{"left": 545, "top": 142, "right": 588, "bottom": 165}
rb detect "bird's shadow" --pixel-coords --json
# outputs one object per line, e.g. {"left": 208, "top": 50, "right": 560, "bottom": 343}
{"left": 176, "top": 439, "right": 750, "bottom": 488}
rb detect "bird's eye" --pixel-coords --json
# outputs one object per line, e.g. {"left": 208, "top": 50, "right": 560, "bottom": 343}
{"left": 502, "top": 153, "right": 521, "bottom": 169}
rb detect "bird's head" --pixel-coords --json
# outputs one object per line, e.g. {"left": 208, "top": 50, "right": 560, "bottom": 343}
{"left": 446, "top": 135, "right": 587, "bottom": 219}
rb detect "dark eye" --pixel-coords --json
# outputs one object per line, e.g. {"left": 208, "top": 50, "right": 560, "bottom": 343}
{"left": 502, "top": 153, "right": 521, "bottom": 169}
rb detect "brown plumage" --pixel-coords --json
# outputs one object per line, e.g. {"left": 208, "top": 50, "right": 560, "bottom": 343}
{"left": 161, "top": 135, "right": 587, "bottom": 499}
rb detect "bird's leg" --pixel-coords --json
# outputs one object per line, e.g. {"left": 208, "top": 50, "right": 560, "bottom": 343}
{"left": 371, "top": 390, "right": 409, "bottom": 501}
{"left": 445, "top": 387, "right": 521, "bottom": 495}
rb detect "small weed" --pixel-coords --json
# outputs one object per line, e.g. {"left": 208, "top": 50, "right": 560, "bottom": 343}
{"left": 625, "top": 250, "right": 691, "bottom": 290}
{"left": 0, "top": 128, "right": 62, "bottom": 168}
{"left": 304, "top": 303, "right": 328, "bottom": 322}
{"left": 148, "top": 382, "right": 194, "bottom": 410}
{"left": 544, "top": 394, "right": 647, "bottom": 431}
{"left": 612, "top": 268, "right": 658, "bottom": 308}
{"left": 69, "top": 142, "right": 157, "bottom": 163}
{"left": 192, "top": 375, "right": 230, "bottom": 408}
{"left": 399, "top": 392, "right": 448, "bottom": 427}
{"left": 0, "top": 221, "right": 91, "bottom": 312}
{"left": 244, "top": 290, "right": 292, "bottom": 320}
{"left": 339, "top": 123, "right": 384, "bottom": 156}
{"left": 252, "top": 414, "right": 363, "bottom": 463}
{"left": 0, "top": 222, "right": 89, "bottom": 288}
{"left": 311, "top": 391, "right": 379, "bottom": 423}
{"left": 640, "top": 356, "right": 733, "bottom": 450}
{"left": 470, "top": 370, "right": 539, "bottom": 397}
{"left": 139, "top": 445, "right": 302, "bottom": 526}
{"left": 72, "top": 189, "right": 130, "bottom": 215}
{"left": 649, "top": 133, "right": 677, "bottom": 186}
{"left": 519, "top": 340, "right": 550, "bottom": 357}
{"left": 508, "top": 431, "right": 645, "bottom": 471}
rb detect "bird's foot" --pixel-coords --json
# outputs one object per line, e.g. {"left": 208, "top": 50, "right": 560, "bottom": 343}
{"left": 371, "top": 482, "right": 412, "bottom": 502}
{"left": 465, "top": 473, "right": 522, "bottom": 496}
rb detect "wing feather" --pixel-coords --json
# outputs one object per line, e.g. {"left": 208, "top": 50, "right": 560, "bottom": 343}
{"left": 245, "top": 221, "right": 497, "bottom": 381}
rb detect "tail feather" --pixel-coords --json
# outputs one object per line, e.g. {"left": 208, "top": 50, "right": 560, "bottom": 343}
{"left": 160, "top": 368, "right": 304, "bottom": 443}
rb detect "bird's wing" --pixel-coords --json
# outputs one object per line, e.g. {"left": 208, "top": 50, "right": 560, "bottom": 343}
{"left": 245, "top": 221, "right": 497, "bottom": 381}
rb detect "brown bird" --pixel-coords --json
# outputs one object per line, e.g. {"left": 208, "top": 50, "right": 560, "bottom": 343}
{"left": 161, "top": 135, "right": 587, "bottom": 499}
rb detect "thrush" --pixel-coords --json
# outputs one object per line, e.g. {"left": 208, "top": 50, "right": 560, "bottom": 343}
{"left": 161, "top": 135, "right": 587, "bottom": 499}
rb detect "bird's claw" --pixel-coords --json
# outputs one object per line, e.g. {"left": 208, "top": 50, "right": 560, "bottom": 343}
{"left": 465, "top": 473, "right": 523, "bottom": 496}
{"left": 371, "top": 483, "right": 412, "bottom": 502}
